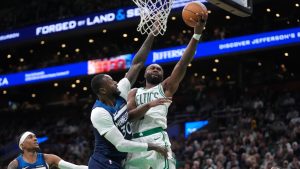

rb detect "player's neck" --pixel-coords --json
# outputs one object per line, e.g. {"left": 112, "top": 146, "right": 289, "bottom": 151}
{"left": 23, "top": 151, "right": 37, "bottom": 163}
{"left": 145, "top": 82, "right": 158, "bottom": 89}
{"left": 99, "top": 95, "right": 115, "bottom": 107}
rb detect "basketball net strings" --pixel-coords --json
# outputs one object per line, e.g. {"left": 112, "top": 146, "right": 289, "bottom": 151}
{"left": 133, "top": 0, "right": 174, "bottom": 36}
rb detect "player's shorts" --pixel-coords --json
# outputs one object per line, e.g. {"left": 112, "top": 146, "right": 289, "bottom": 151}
{"left": 124, "top": 127, "right": 176, "bottom": 169}
{"left": 89, "top": 154, "right": 124, "bottom": 169}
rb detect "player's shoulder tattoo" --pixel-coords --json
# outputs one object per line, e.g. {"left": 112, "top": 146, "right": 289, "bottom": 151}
{"left": 7, "top": 159, "right": 18, "bottom": 169}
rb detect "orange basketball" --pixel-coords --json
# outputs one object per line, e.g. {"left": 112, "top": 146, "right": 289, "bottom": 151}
{"left": 182, "top": 1, "right": 208, "bottom": 27}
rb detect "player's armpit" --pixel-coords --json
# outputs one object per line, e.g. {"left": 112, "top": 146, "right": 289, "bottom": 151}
{"left": 7, "top": 160, "right": 18, "bottom": 169}
{"left": 43, "top": 154, "right": 61, "bottom": 167}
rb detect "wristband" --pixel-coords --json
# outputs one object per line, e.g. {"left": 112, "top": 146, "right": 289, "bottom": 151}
{"left": 193, "top": 34, "right": 201, "bottom": 41}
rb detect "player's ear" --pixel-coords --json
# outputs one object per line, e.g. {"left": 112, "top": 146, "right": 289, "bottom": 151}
{"left": 99, "top": 88, "right": 106, "bottom": 95}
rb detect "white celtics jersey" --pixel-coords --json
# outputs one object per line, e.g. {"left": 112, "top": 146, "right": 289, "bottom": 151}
{"left": 132, "top": 83, "right": 171, "bottom": 133}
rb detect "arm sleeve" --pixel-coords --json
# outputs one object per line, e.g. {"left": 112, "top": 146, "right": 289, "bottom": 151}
{"left": 90, "top": 107, "right": 115, "bottom": 135}
{"left": 104, "top": 126, "right": 148, "bottom": 152}
{"left": 91, "top": 105, "right": 148, "bottom": 152}
{"left": 117, "top": 78, "right": 131, "bottom": 100}
{"left": 58, "top": 160, "right": 88, "bottom": 169}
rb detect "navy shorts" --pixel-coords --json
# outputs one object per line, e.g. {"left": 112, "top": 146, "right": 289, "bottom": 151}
{"left": 88, "top": 155, "right": 123, "bottom": 169}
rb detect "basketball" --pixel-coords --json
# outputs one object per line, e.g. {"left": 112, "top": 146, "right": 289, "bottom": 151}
{"left": 182, "top": 1, "right": 208, "bottom": 27}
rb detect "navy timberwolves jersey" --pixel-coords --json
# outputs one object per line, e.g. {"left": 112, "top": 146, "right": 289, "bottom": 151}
{"left": 92, "top": 98, "right": 132, "bottom": 161}
{"left": 16, "top": 153, "right": 48, "bottom": 169}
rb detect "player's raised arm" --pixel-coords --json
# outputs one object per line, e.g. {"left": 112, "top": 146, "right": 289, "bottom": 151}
{"left": 125, "top": 33, "right": 155, "bottom": 85}
{"left": 162, "top": 14, "right": 207, "bottom": 97}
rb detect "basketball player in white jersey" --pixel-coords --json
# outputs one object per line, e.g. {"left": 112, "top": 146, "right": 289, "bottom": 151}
{"left": 125, "top": 15, "right": 207, "bottom": 169}
{"left": 7, "top": 131, "right": 88, "bottom": 169}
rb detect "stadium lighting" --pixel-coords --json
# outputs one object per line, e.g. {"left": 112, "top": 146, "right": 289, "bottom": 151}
{"left": 296, "top": 3, "right": 299, "bottom": 7}
{"left": 76, "top": 79, "right": 80, "bottom": 84}
{"left": 171, "top": 16, "right": 176, "bottom": 20}
{"left": 7, "top": 54, "right": 11, "bottom": 59}
{"left": 83, "top": 87, "right": 88, "bottom": 91}
{"left": 214, "top": 59, "right": 219, "bottom": 63}
{"left": 284, "top": 52, "right": 289, "bottom": 57}
{"left": 134, "top": 38, "right": 139, "bottom": 42}
{"left": 40, "top": 40, "right": 45, "bottom": 45}
{"left": 71, "top": 84, "right": 76, "bottom": 88}
{"left": 276, "top": 13, "right": 280, "bottom": 17}
{"left": 3, "top": 90, "right": 7, "bottom": 95}
{"left": 54, "top": 83, "right": 58, "bottom": 87}
{"left": 201, "top": 75, "right": 205, "bottom": 79}
{"left": 31, "top": 93, "right": 36, "bottom": 98}
{"left": 123, "top": 33, "right": 128, "bottom": 38}
{"left": 266, "top": 8, "right": 271, "bottom": 12}
{"left": 61, "top": 44, "right": 66, "bottom": 48}
{"left": 89, "top": 39, "right": 94, "bottom": 43}
{"left": 20, "top": 58, "right": 24, "bottom": 62}
{"left": 212, "top": 68, "right": 217, "bottom": 72}
{"left": 258, "top": 62, "right": 262, "bottom": 66}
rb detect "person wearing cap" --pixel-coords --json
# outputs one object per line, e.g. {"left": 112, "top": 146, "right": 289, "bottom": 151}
{"left": 7, "top": 131, "right": 88, "bottom": 169}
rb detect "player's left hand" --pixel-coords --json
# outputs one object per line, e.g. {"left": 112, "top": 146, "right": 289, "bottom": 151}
{"left": 147, "top": 143, "right": 168, "bottom": 158}
{"left": 190, "top": 12, "right": 208, "bottom": 34}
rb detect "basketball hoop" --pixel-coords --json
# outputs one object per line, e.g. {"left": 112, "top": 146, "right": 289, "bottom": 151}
{"left": 132, "top": 0, "right": 174, "bottom": 36}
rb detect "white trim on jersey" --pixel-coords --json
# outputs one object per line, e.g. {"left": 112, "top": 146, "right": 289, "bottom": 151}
{"left": 113, "top": 105, "right": 127, "bottom": 121}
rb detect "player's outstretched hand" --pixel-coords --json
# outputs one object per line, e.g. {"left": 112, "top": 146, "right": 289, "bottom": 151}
{"left": 147, "top": 143, "right": 168, "bottom": 158}
{"left": 148, "top": 98, "right": 172, "bottom": 107}
{"left": 190, "top": 12, "right": 208, "bottom": 35}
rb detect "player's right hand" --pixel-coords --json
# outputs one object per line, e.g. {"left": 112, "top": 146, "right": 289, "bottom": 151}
{"left": 147, "top": 143, "right": 168, "bottom": 158}
{"left": 148, "top": 98, "right": 172, "bottom": 107}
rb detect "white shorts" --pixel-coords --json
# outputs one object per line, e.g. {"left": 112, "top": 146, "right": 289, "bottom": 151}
{"left": 124, "top": 130, "right": 176, "bottom": 169}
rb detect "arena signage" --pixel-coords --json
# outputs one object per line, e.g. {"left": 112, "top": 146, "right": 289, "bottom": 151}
{"left": 1, "top": 27, "right": 299, "bottom": 88}
{"left": 0, "top": 0, "right": 207, "bottom": 45}
{"left": 185, "top": 120, "right": 208, "bottom": 138}
{"left": 145, "top": 27, "right": 300, "bottom": 64}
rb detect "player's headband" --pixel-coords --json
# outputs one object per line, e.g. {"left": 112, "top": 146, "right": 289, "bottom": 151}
{"left": 19, "top": 131, "right": 34, "bottom": 150}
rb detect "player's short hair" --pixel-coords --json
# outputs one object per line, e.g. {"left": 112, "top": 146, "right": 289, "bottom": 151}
{"left": 91, "top": 74, "right": 106, "bottom": 95}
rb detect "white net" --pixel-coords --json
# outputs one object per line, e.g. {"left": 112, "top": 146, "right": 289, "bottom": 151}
{"left": 132, "top": 0, "right": 174, "bottom": 36}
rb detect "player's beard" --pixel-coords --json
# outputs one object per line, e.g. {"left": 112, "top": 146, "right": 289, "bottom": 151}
{"left": 146, "top": 74, "right": 163, "bottom": 85}
{"left": 113, "top": 89, "right": 121, "bottom": 97}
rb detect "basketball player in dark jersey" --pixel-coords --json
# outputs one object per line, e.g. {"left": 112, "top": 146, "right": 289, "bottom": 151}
{"left": 7, "top": 131, "right": 87, "bottom": 169}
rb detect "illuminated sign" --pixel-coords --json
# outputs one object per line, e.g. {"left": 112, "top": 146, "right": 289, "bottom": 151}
{"left": 88, "top": 54, "right": 132, "bottom": 75}
{"left": 145, "top": 27, "right": 300, "bottom": 65}
{"left": 0, "top": 0, "right": 206, "bottom": 45}
{"left": 185, "top": 120, "right": 208, "bottom": 138}
{"left": 0, "top": 62, "right": 87, "bottom": 88}
{"left": 1, "top": 27, "right": 299, "bottom": 88}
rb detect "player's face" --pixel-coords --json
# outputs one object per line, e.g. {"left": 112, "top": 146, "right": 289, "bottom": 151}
{"left": 102, "top": 75, "right": 121, "bottom": 96}
{"left": 145, "top": 64, "right": 164, "bottom": 85}
{"left": 22, "top": 134, "right": 39, "bottom": 151}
